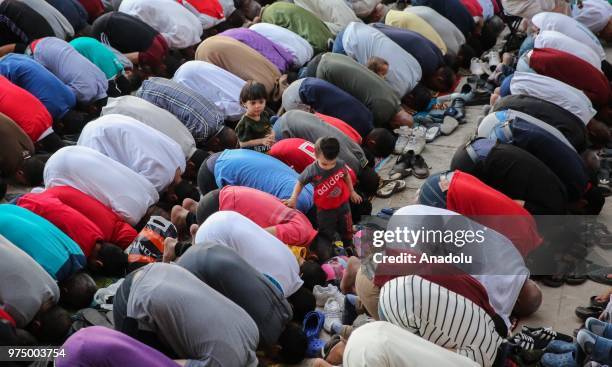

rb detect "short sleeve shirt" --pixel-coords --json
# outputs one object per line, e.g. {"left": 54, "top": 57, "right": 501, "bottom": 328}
{"left": 299, "top": 159, "right": 350, "bottom": 210}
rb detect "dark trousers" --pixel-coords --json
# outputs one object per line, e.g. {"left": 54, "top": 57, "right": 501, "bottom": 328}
{"left": 317, "top": 201, "right": 353, "bottom": 246}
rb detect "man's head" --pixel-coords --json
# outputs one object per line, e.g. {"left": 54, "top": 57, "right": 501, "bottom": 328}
{"left": 366, "top": 56, "right": 389, "bottom": 78}
{"left": 300, "top": 260, "right": 327, "bottom": 290}
{"left": 356, "top": 167, "right": 380, "bottom": 198}
{"left": 587, "top": 118, "right": 611, "bottom": 147}
{"left": 59, "top": 272, "right": 98, "bottom": 309}
{"left": 275, "top": 323, "right": 308, "bottom": 364}
{"left": 363, "top": 128, "right": 395, "bottom": 158}
{"left": 184, "top": 149, "right": 209, "bottom": 180}
{"left": 56, "top": 110, "right": 90, "bottom": 135}
{"left": 512, "top": 279, "right": 542, "bottom": 317}
{"left": 600, "top": 19, "right": 612, "bottom": 42}
{"left": 29, "top": 305, "right": 71, "bottom": 344}
{"left": 314, "top": 137, "right": 340, "bottom": 169}
{"left": 196, "top": 189, "right": 221, "bottom": 224}
{"left": 425, "top": 66, "right": 456, "bottom": 93}
{"left": 161, "top": 179, "right": 199, "bottom": 209}
{"left": 389, "top": 109, "right": 413, "bottom": 129}
{"left": 287, "top": 286, "right": 315, "bottom": 322}
{"left": 14, "top": 156, "right": 45, "bottom": 186}
{"left": 402, "top": 84, "right": 432, "bottom": 112}
{"left": 89, "top": 242, "right": 128, "bottom": 277}
{"left": 202, "top": 127, "right": 238, "bottom": 152}
{"left": 456, "top": 43, "right": 476, "bottom": 70}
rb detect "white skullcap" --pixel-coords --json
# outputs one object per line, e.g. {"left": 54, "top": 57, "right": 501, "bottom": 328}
{"left": 572, "top": 0, "right": 612, "bottom": 33}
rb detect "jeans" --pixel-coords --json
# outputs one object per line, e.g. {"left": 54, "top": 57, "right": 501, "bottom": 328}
{"left": 518, "top": 35, "right": 534, "bottom": 57}
{"left": 417, "top": 172, "right": 451, "bottom": 209}
{"left": 332, "top": 28, "right": 346, "bottom": 55}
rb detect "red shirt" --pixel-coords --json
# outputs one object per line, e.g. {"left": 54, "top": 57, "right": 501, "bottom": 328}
{"left": 315, "top": 112, "right": 363, "bottom": 144}
{"left": 76, "top": 0, "right": 105, "bottom": 21}
{"left": 0, "top": 76, "right": 52, "bottom": 142}
{"left": 177, "top": 0, "right": 224, "bottom": 19}
{"left": 447, "top": 170, "right": 543, "bottom": 256}
{"left": 269, "top": 138, "right": 357, "bottom": 182}
{"left": 18, "top": 186, "right": 137, "bottom": 256}
{"left": 460, "top": 0, "right": 483, "bottom": 17}
{"left": 530, "top": 48, "right": 611, "bottom": 108}
{"left": 219, "top": 186, "right": 318, "bottom": 246}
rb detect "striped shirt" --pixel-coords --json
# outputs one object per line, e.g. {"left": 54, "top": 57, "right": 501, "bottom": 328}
{"left": 379, "top": 275, "right": 503, "bottom": 367}
{"left": 136, "top": 77, "right": 223, "bottom": 144}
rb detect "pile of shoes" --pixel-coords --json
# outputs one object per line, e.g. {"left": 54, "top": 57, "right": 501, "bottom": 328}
{"left": 393, "top": 126, "right": 426, "bottom": 155}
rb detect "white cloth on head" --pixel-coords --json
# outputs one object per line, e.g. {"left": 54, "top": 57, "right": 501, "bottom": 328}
{"left": 532, "top": 11, "right": 606, "bottom": 60}
{"left": 347, "top": 0, "right": 380, "bottom": 18}
{"left": 77, "top": 114, "right": 186, "bottom": 193}
{"left": 173, "top": 60, "right": 245, "bottom": 121}
{"left": 404, "top": 6, "right": 466, "bottom": 57}
{"left": 342, "top": 22, "right": 421, "bottom": 97}
{"left": 535, "top": 30, "right": 602, "bottom": 71}
{"left": 510, "top": 71, "right": 597, "bottom": 125}
{"left": 572, "top": 0, "right": 612, "bottom": 33}
{"left": 343, "top": 321, "right": 479, "bottom": 367}
{"left": 44, "top": 146, "right": 159, "bottom": 226}
{"left": 118, "top": 0, "right": 203, "bottom": 49}
{"left": 294, "top": 0, "right": 361, "bottom": 35}
{"left": 250, "top": 23, "right": 313, "bottom": 67}
{"left": 478, "top": 0, "right": 495, "bottom": 20}
{"left": 101, "top": 96, "right": 196, "bottom": 159}
{"left": 194, "top": 211, "right": 304, "bottom": 297}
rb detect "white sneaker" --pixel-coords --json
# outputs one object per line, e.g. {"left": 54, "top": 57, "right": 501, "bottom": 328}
{"left": 488, "top": 51, "right": 501, "bottom": 68}
{"left": 323, "top": 298, "right": 343, "bottom": 334}
{"left": 470, "top": 57, "right": 484, "bottom": 76}
{"left": 425, "top": 125, "right": 440, "bottom": 142}
{"left": 403, "top": 125, "right": 426, "bottom": 155}
{"left": 313, "top": 284, "right": 341, "bottom": 307}
{"left": 440, "top": 116, "right": 459, "bottom": 136}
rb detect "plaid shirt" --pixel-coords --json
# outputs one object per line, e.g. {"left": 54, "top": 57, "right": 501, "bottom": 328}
{"left": 136, "top": 77, "right": 223, "bottom": 144}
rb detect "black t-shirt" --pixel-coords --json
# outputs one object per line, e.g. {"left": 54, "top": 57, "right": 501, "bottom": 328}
{"left": 480, "top": 144, "right": 568, "bottom": 215}
{"left": 46, "top": 0, "right": 88, "bottom": 33}
{"left": 0, "top": 0, "right": 54, "bottom": 46}
{"left": 91, "top": 12, "right": 159, "bottom": 53}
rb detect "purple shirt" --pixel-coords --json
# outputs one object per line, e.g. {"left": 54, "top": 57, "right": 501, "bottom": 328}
{"left": 56, "top": 326, "right": 180, "bottom": 367}
{"left": 221, "top": 28, "right": 294, "bottom": 73}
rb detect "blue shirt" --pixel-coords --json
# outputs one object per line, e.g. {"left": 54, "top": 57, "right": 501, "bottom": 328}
{"left": 299, "top": 77, "right": 374, "bottom": 138}
{"left": 0, "top": 204, "right": 85, "bottom": 281}
{"left": 0, "top": 53, "right": 76, "bottom": 119}
{"left": 214, "top": 149, "right": 314, "bottom": 213}
{"left": 371, "top": 23, "right": 444, "bottom": 77}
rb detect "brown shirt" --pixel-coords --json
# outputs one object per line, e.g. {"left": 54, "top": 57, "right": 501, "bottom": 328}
{"left": 0, "top": 112, "right": 35, "bottom": 177}
{"left": 196, "top": 35, "right": 286, "bottom": 101}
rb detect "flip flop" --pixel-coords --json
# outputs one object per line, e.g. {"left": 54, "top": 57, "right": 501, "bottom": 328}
{"left": 575, "top": 306, "right": 604, "bottom": 321}
{"left": 302, "top": 310, "right": 325, "bottom": 340}
{"left": 376, "top": 180, "right": 407, "bottom": 198}
{"left": 591, "top": 296, "right": 609, "bottom": 308}
{"left": 305, "top": 337, "right": 326, "bottom": 358}
{"left": 541, "top": 274, "right": 566, "bottom": 288}
{"left": 586, "top": 266, "right": 612, "bottom": 286}
{"left": 566, "top": 274, "right": 588, "bottom": 285}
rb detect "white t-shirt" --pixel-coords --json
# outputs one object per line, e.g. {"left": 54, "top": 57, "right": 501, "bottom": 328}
{"left": 44, "top": 146, "right": 159, "bottom": 226}
{"left": 532, "top": 11, "right": 606, "bottom": 60}
{"left": 194, "top": 211, "right": 304, "bottom": 297}
{"left": 510, "top": 71, "right": 597, "bottom": 125}
{"left": 101, "top": 96, "right": 197, "bottom": 160}
{"left": 250, "top": 23, "right": 313, "bottom": 67}
{"left": 173, "top": 60, "right": 245, "bottom": 121}
{"left": 294, "top": 0, "right": 361, "bottom": 35}
{"left": 119, "top": 0, "right": 203, "bottom": 49}
{"left": 342, "top": 22, "right": 422, "bottom": 97}
{"left": 404, "top": 6, "right": 465, "bottom": 57}
{"left": 572, "top": 0, "right": 612, "bottom": 33}
{"left": 535, "top": 30, "right": 602, "bottom": 71}
{"left": 77, "top": 114, "right": 185, "bottom": 193}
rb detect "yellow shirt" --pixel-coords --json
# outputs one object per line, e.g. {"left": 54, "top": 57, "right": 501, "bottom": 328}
{"left": 385, "top": 10, "right": 448, "bottom": 55}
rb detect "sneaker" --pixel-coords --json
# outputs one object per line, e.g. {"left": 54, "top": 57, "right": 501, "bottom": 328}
{"left": 425, "top": 125, "right": 440, "bottom": 142}
{"left": 323, "top": 298, "right": 343, "bottom": 334}
{"left": 470, "top": 57, "right": 484, "bottom": 76}
{"left": 403, "top": 126, "right": 426, "bottom": 155}
{"left": 488, "top": 51, "right": 501, "bottom": 68}
{"left": 313, "top": 284, "right": 342, "bottom": 308}
{"left": 440, "top": 116, "right": 459, "bottom": 135}
{"left": 393, "top": 126, "right": 412, "bottom": 154}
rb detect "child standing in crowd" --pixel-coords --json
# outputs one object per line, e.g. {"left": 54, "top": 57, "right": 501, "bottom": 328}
{"left": 235, "top": 81, "right": 275, "bottom": 153}
{"left": 284, "top": 137, "right": 362, "bottom": 249}
{"left": 366, "top": 57, "right": 389, "bottom": 79}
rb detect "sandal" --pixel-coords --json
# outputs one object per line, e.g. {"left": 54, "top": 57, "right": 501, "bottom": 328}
{"left": 591, "top": 296, "right": 610, "bottom": 308}
{"left": 303, "top": 310, "right": 325, "bottom": 340}
{"left": 387, "top": 151, "right": 415, "bottom": 181}
{"left": 411, "top": 154, "right": 430, "bottom": 179}
{"left": 376, "top": 180, "right": 407, "bottom": 198}
{"left": 586, "top": 266, "right": 612, "bottom": 286}
{"left": 575, "top": 306, "right": 604, "bottom": 321}
{"left": 565, "top": 274, "right": 588, "bottom": 285}
{"left": 540, "top": 274, "right": 566, "bottom": 288}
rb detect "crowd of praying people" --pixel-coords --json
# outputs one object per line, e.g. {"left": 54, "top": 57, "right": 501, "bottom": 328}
{"left": 0, "top": 0, "right": 612, "bottom": 366}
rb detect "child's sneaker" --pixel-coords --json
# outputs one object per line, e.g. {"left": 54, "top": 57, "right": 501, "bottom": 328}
{"left": 403, "top": 126, "right": 426, "bottom": 155}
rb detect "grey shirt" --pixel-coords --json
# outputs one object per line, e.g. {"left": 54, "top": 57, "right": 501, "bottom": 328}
{"left": 126, "top": 263, "right": 259, "bottom": 367}
{"left": 0, "top": 234, "right": 59, "bottom": 328}
{"left": 275, "top": 110, "right": 368, "bottom": 172}
{"left": 177, "top": 245, "right": 292, "bottom": 348}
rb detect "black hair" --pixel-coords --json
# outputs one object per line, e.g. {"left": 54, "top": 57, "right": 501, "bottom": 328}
{"left": 583, "top": 186, "right": 605, "bottom": 215}
{"left": 240, "top": 80, "right": 268, "bottom": 103}
{"left": 35, "top": 305, "right": 71, "bottom": 344}
{"left": 163, "top": 50, "right": 184, "bottom": 78}
{"left": 0, "top": 178, "right": 6, "bottom": 201}
{"left": 315, "top": 137, "right": 340, "bottom": 160}
{"left": 197, "top": 156, "right": 219, "bottom": 195}
{"left": 365, "top": 128, "right": 395, "bottom": 158}
{"left": 356, "top": 167, "right": 380, "bottom": 198}
{"left": 128, "top": 70, "right": 145, "bottom": 91}
{"left": 196, "top": 189, "right": 221, "bottom": 224}
{"left": 59, "top": 272, "right": 98, "bottom": 309}
{"left": 277, "top": 323, "right": 308, "bottom": 364}
{"left": 21, "top": 156, "right": 45, "bottom": 186}
{"left": 309, "top": 234, "right": 333, "bottom": 262}
{"left": 59, "top": 110, "right": 90, "bottom": 135}
{"left": 286, "top": 71, "right": 298, "bottom": 84}
{"left": 114, "top": 74, "right": 132, "bottom": 96}
{"left": 38, "top": 133, "right": 65, "bottom": 153}
{"left": 173, "top": 180, "right": 200, "bottom": 204}
{"left": 402, "top": 84, "right": 432, "bottom": 112}
{"left": 189, "top": 149, "right": 209, "bottom": 171}
{"left": 300, "top": 260, "right": 327, "bottom": 290}
{"left": 303, "top": 53, "right": 324, "bottom": 78}
{"left": 457, "top": 43, "right": 476, "bottom": 70}
{"left": 97, "top": 243, "right": 129, "bottom": 277}
{"left": 450, "top": 145, "right": 478, "bottom": 174}
{"left": 216, "top": 127, "right": 238, "bottom": 150}
{"left": 436, "top": 66, "right": 457, "bottom": 93}
{"left": 286, "top": 286, "right": 315, "bottom": 322}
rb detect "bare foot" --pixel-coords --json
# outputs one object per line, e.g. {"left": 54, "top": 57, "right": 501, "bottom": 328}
{"left": 163, "top": 237, "right": 178, "bottom": 263}
{"left": 189, "top": 224, "right": 199, "bottom": 245}
{"left": 182, "top": 198, "right": 198, "bottom": 213}
{"left": 340, "top": 256, "right": 361, "bottom": 294}
{"left": 171, "top": 205, "right": 189, "bottom": 232}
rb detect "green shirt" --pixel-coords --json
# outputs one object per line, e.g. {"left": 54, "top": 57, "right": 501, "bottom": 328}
{"left": 261, "top": 2, "right": 333, "bottom": 54}
{"left": 316, "top": 53, "right": 400, "bottom": 127}
{"left": 70, "top": 37, "right": 124, "bottom": 79}
{"left": 235, "top": 111, "right": 272, "bottom": 153}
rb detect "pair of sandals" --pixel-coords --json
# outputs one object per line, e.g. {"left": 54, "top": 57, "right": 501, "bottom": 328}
{"left": 387, "top": 150, "right": 429, "bottom": 181}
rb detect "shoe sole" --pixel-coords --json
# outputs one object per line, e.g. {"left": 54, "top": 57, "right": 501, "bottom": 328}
{"left": 441, "top": 116, "right": 459, "bottom": 135}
